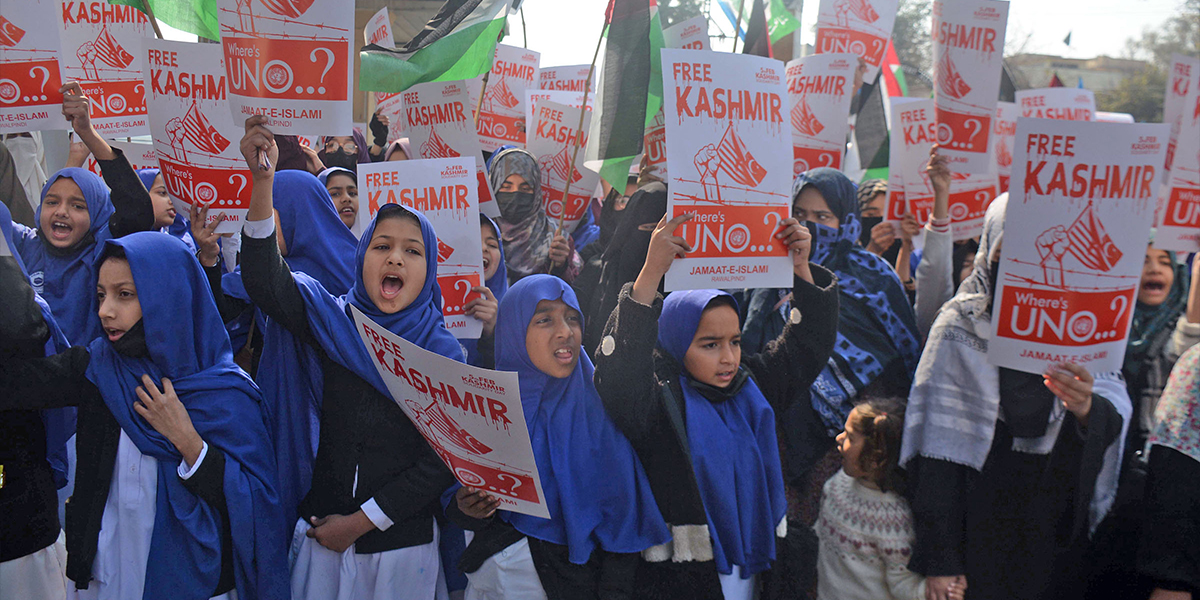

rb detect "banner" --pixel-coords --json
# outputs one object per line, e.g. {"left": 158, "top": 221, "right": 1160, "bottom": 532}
{"left": 989, "top": 118, "right": 1168, "bottom": 374}
{"left": 661, "top": 49, "right": 793, "bottom": 291}
{"left": 886, "top": 98, "right": 935, "bottom": 225}
{"left": 538, "top": 64, "right": 592, "bottom": 92}
{"left": 1165, "top": 54, "right": 1200, "bottom": 174}
{"left": 931, "top": 0, "right": 1008, "bottom": 174}
{"left": 645, "top": 18, "right": 712, "bottom": 181}
{"left": 57, "top": 1, "right": 151, "bottom": 137}
{"left": 357, "top": 157, "right": 487, "bottom": 339}
{"left": 991, "top": 100, "right": 1017, "bottom": 193}
{"left": 217, "top": 0, "right": 353, "bottom": 134}
{"left": 144, "top": 38, "right": 253, "bottom": 235}
{"left": 403, "top": 80, "right": 498, "bottom": 218}
{"left": 82, "top": 139, "right": 157, "bottom": 177}
{"left": 1155, "top": 84, "right": 1200, "bottom": 252}
{"left": 814, "top": 0, "right": 900, "bottom": 84}
{"left": 0, "top": 0, "right": 65, "bottom": 132}
{"left": 351, "top": 305, "right": 549, "bottom": 519}
{"left": 785, "top": 53, "right": 855, "bottom": 175}
{"left": 1015, "top": 88, "right": 1096, "bottom": 121}
{"left": 469, "top": 44, "right": 540, "bottom": 150}
{"left": 527, "top": 99, "right": 600, "bottom": 233}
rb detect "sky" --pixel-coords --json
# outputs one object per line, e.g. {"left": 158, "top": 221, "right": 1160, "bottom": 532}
{"left": 508, "top": 0, "right": 1189, "bottom": 69}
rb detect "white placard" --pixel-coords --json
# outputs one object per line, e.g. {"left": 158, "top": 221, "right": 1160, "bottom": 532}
{"left": 217, "top": 0, "right": 354, "bottom": 134}
{"left": 527, "top": 99, "right": 599, "bottom": 233}
{"left": 931, "top": 0, "right": 1008, "bottom": 174}
{"left": 363, "top": 7, "right": 393, "bottom": 48}
{"left": 1156, "top": 85, "right": 1200, "bottom": 252}
{"left": 1165, "top": 54, "right": 1200, "bottom": 174}
{"left": 661, "top": 49, "right": 793, "bottom": 291}
{"left": 886, "top": 98, "right": 935, "bottom": 224}
{"left": 0, "top": 0, "right": 65, "bottom": 132}
{"left": 524, "top": 90, "right": 592, "bottom": 141}
{"left": 469, "top": 44, "right": 540, "bottom": 151}
{"left": 1015, "top": 88, "right": 1096, "bottom": 121}
{"left": 989, "top": 118, "right": 1169, "bottom": 374}
{"left": 358, "top": 157, "right": 486, "bottom": 339}
{"left": 785, "top": 53, "right": 855, "bottom": 176}
{"left": 144, "top": 39, "right": 253, "bottom": 234}
{"left": 57, "top": 1, "right": 152, "bottom": 137}
{"left": 644, "top": 19, "right": 713, "bottom": 182}
{"left": 991, "top": 100, "right": 1017, "bottom": 193}
{"left": 538, "top": 64, "right": 592, "bottom": 92}
{"left": 947, "top": 172, "right": 999, "bottom": 241}
{"left": 82, "top": 139, "right": 158, "bottom": 178}
{"left": 351, "top": 305, "right": 549, "bottom": 519}
{"left": 402, "top": 80, "right": 497, "bottom": 218}
{"left": 814, "top": 0, "right": 900, "bottom": 84}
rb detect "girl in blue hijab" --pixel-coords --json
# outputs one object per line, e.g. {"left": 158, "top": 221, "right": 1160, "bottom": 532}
{"left": 237, "top": 116, "right": 460, "bottom": 600}
{"left": 449, "top": 274, "right": 669, "bottom": 599}
{"left": 0, "top": 232, "right": 289, "bottom": 600}
{"left": 136, "top": 168, "right": 196, "bottom": 253}
{"left": 591, "top": 212, "right": 840, "bottom": 600}
{"left": 461, "top": 214, "right": 508, "bottom": 368}
{"left": 317, "top": 166, "right": 360, "bottom": 232}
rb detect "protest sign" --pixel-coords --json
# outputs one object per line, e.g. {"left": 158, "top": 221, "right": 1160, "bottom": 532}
{"left": 351, "top": 305, "right": 549, "bottom": 519}
{"left": 0, "top": 0, "right": 65, "bottom": 132}
{"left": 991, "top": 100, "right": 1017, "bottom": 193}
{"left": 931, "top": 0, "right": 1008, "bottom": 174}
{"left": 645, "top": 18, "right": 713, "bottom": 183}
{"left": 469, "top": 44, "right": 540, "bottom": 150}
{"left": 1155, "top": 86, "right": 1200, "bottom": 252}
{"left": 886, "top": 98, "right": 936, "bottom": 225}
{"left": 82, "top": 139, "right": 158, "bottom": 178}
{"left": 57, "top": 1, "right": 152, "bottom": 137}
{"left": 364, "top": 7, "right": 393, "bottom": 48}
{"left": 524, "top": 90, "right": 592, "bottom": 139}
{"left": 358, "top": 157, "right": 487, "bottom": 339}
{"left": 362, "top": 8, "right": 404, "bottom": 145}
{"left": 217, "top": 0, "right": 353, "bottom": 134}
{"left": 527, "top": 99, "right": 600, "bottom": 233}
{"left": 785, "top": 53, "right": 855, "bottom": 175}
{"left": 538, "top": 64, "right": 592, "bottom": 92}
{"left": 989, "top": 118, "right": 1168, "bottom": 374}
{"left": 814, "top": 0, "right": 900, "bottom": 84}
{"left": 660, "top": 49, "right": 793, "bottom": 291}
{"left": 947, "top": 172, "right": 999, "bottom": 241}
{"left": 403, "top": 80, "right": 498, "bottom": 218}
{"left": 144, "top": 38, "right": 253, "bottom": 234}
{"left": 1015, "top": 88, "right": 1096, "bottom": 121}
{"left": 1165, "top": 54, "right": 1199, "bottom": 173}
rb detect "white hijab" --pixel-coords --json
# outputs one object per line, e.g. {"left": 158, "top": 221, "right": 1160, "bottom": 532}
{"left": 3, "top": 132, "right": 48, "bottom": 215}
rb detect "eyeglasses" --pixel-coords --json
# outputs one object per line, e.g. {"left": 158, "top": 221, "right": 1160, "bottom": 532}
{"left": 324, "top": 140, "right": 358, "bottom": 153}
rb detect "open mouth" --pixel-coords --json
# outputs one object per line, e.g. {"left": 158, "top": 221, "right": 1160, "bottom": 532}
{"left": 104, "top": 327, "right": 126, "bottom": 342}
{"left": 482, "top": 256, "right": 491, "bottom": 270}
{"left": 380, "top": 273, "right": 404, "bottom": 299}
{"left": 553, "top": 347, "right": 575, "bottom": 365}
{"left": 50, "top": 220, "right": 74, "bottom": 241}
{"left": 1142, "top": 280, "right": 1167, "bottom": 294}
{"left": 715, "top": 369, "right": 736, "bottom": 383}
{"left": 340, "top": 205, "right": 356, "bottom": 216}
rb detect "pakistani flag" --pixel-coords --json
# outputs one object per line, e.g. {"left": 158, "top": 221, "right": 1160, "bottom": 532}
{"left": 360, "top": 0, "right": 509, "bottom": 93}
{"left": 111, "top": 0, "right": 219, "bottom": 40}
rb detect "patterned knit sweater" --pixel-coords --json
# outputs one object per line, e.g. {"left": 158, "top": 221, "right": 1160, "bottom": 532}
{"left": 816, "top": 470, "right": 926, "bottom": 600}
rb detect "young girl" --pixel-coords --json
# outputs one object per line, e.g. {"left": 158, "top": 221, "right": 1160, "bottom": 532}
{"left": 449, "top": 275, "right": 670, "bottom": 600}
{"left": 0, "top": 231, "right": 289, "bottom": 600}
{"left": 136, "top": 168, "right": 196, "bottom": 253}
{"left": 238, "top": 116, "right": 460, "bottom": 599}
{"left": 318, "top": 166, "right": 360, "bottom": 230}
{"left": 461, "top": 214, "right": 506, "bottom": 368}
{"left": 817, "top": 399, "right": 964, "bottom": 600}
{"left": 591, "top": 213, "right": 840, "bottom": 600}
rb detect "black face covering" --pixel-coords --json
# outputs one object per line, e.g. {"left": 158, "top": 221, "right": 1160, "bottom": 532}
{"left": 858, "top": 215, "right": 884, "bottom": 247}
{"left": 988, "top": 260, "right": 1001, "bottom": 308}
{"left": 494, "top": 191, "right": 540, "bottom": 221}
{"left": 112, "top": 319, "right": 149, "bottom": 358}
{"left": 323, "top": 150, "right": 357, "bottom": 172}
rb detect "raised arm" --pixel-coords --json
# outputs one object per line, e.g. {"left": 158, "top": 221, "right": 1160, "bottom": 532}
{"left": 914, "top": 148, "right": 954, "bottom": 338}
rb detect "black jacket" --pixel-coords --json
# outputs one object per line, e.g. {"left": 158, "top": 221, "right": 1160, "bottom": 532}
{"left": 239, "top": 233, "right": 456, "bottom": 553}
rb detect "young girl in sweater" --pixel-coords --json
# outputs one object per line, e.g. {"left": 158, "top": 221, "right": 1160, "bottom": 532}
{"left": 816, "top": 398, "right": 964, "bottom": 600}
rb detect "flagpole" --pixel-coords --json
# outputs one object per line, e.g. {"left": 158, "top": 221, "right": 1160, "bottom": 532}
{"left": 731, "top": 0, "right": 747, "bottom": 53}
{"left": 550, "top": 17, "right": 609, "bottom": 270}
{"left": 473, "top": 71, "right": 490, "bottom": 127}
{"left": 140, "top": 0, "right": 165, "bottom": 39}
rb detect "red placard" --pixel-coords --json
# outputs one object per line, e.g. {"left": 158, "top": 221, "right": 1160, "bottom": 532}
{"left": 995, "top": 285, "right": 1135, "bottom": 348}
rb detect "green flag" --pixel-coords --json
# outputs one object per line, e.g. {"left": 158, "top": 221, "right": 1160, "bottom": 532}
{"left": 766, "top": 0, "right": 800, "bottom": 44}
{"left": 110, "top": 0, "right": 219, "bottom": 40}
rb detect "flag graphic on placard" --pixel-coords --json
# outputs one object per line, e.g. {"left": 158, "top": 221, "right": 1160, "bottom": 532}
{"left": 437, "top": 239, "right": 455, "bottom": 263}
{"left": 408, "top": 399, "right": 494, "bottom": 456}
{"left": 91, "top": 25, "right": 134, "bottom": 69}
{"left": 792, "top": 97, "right": 826, "bottom": 137}
{"left": 259, "top": 0, "right": 317, "bottom": 19}
{"left": 0, "top": 15, "right": 26, "bottom": 46}
{"left": 937, "top": 53, "right": 971, "bottom": 99}
{"left": 836, "top": 0, "right": 880, "bottom": 24}
{"left": 482, "top": 76, "right": 520, "bottom": 111}
{"left": 420, "top": 129, "right": 462, "bottom": 159}
{"left": 182, "top": 102, "right": 231, "bottom": 154}
{"left": 996, "top": 138, "right": 1012, "bottom": 168}
{"left": 716, "top": 123, "right": 768, "bottom": 187}
{"left": 540, "top": 146, "right": 585, "bottom": 185}
{"left": 1066, "top": 203, "right": 1123, "bottom": 272}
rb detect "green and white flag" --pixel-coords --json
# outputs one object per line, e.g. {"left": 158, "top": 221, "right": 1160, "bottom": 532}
{"left": 111, "top": 0, "right": 220, "bottom": 40}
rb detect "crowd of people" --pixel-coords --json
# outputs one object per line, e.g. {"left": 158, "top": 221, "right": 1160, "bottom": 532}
{"left": 0, "top": 74, "right": 1197, "bottom": 600}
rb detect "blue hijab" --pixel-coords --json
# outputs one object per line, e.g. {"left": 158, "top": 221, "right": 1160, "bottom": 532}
{"left": 463, "top": 214, "right": 508, "bottom": 366}
{"left": 10, "top": 168, "right": 113, "bottom": 345}
{"left": 795, "top": 168, "right": 921, "bottom": 435}
{"left": 84, "top": 233, "right": 287, "bottom": 600}
{"left": 658, "top": 289, "right": 788, "bottom": 576}
{"left": 1, "top": 201, "right": 75, "bottom": 488}
{"left": 136, "top": 168, "right": 196, "bottom": 253}
{"left": 495, "top": 275, "right": 668, "bottom": 563}
{"left": 221, "top": 170, "right": 360, "bottom": 523}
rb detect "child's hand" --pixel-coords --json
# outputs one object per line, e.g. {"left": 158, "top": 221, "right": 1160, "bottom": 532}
{"left": 305, "top": 511, "right": 375, "bottom": 553}
{"left": 631, "top": 212, "right": 693, "bottom": 305}
{"left": 190, "top": 202, "right": 224, "bottom": 268}
{"left": 464, "top": 286, "right": 499, "bottom": 335}
{"left": 134, "top": 375, "right": 204, "bottom": 467}
{"left": 1044, "top": 362, "right": 1094, "bottom": 426}
{"left": 456, "top": 486, "right": 500, "bottom": 520}
{"left": 60, "top": 82, "right": 93, "bottom": 133}
{"left": 240, "top": 115, "right": 277, "bottom": 180}
{"left": 926, "top": 575, "right": 966, "bottom": 600}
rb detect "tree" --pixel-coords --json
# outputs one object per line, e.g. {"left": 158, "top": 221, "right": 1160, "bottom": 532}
{"left": 659, "top": 0, "right": 708, "bottom": 27}
{"left": 1098, "top": 0, "right": 1200, "bottom": 122}
{"left": 891, "top": 0, "right": 932, "bottom": 76}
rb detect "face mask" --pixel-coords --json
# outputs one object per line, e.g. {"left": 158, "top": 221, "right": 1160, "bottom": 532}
{"left": 988, "top": 260, "right": 1001, "bottom": 308}
{"left": 323, "top": 150, "right": 357, "bottom": 171}
{"left": 805, "top": 220, "right": 839, "bottom": 265}
{"left": 4, "top": 136, "right": 38, "bottom": 162}
{"left": 858, "top": 215, "right": 883, "bottom": 247}
{"left": 494, "top": 191, "right": 538, "bottom": 218}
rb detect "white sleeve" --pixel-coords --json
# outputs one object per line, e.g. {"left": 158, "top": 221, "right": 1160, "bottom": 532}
{"left": 242, "top": 217, "right": 276, "bottom": 239}
{"left": 360, "top": 498, "right": 393, "bottom": 531}
{"left": 177, "top": 441, "right": 210, "bottom": 480}
{"left": 914, "top": 218, "right": 955, "bottom": 340}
